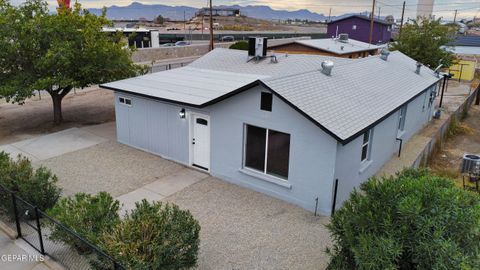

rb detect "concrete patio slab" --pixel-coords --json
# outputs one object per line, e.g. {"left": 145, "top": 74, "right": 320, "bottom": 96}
{"left": 4, "top": 128, "right": 107, "bottom": 161}
{"left": 117, "top": 188, "right": 165, "bottom": 214}
{"left": 0, "top": 145, "right": 39, "bottom": 162}
{"left": 143, "top": 168, "right": 209, "bottom": 197}
{"left": 81, "top": 122, "right": 117, "bottom": 141}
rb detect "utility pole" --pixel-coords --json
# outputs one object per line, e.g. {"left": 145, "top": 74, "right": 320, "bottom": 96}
{"left": 184, "top": 10, "right": 186, "bottom": 41}
{"left": 453, "top": 10, "right": 458, "bottom": 23}
{"left": 328, "top": 8, "right": 332, "bottom": 22}
{"left": 399, "top": 1, "right": 406, "bottom": 39}
{"left": 377, "top": 7, "right": 381, "bottom": 20}
{"left": 369, "top": 0, "right": 376, "bottom": 44}
{"left": 209, "top": 0, "right": 214, "bottom": 51}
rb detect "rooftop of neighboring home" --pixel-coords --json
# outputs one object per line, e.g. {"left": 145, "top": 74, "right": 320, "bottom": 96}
{"left": 101, "top": 48, "right": 440, "bottom": 143}
{"left": 271, "top": 38, "right": 381, "bottom": 55}
{"left": 327, "top": 14, "right": 393, "bottom": 26}
{"left": 447, "top": 35, "right": 480, "bottom": 47}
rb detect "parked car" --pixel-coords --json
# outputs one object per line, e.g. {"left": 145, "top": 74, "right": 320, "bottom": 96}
{"left": 166, "top": 27, "right": 181, "bottom": 31}
{"left": 175, "top": 41, "right": 190, "bottom": 46}
{"left": 220, "top": 36, "right": 235, "bottom": 42}
{"left": 161, "top": 43, "right": 176, "bottom": 47}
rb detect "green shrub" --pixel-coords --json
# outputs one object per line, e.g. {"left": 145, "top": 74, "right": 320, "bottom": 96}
{"left": 97, "top": 200, "right": 200, "bottom": 269}
{"left": 0, "top": 152, "right": 61, "bottom": 219}
{"left": 327, "top": 168, "right": 480, "bottom": 270}
{"left": 47, "top": 192, "right": 120, "bottom": 253}
{"left": 229, "top": 41, "right": 249, "bottom": 51}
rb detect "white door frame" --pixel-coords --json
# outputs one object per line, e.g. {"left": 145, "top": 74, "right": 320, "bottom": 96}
{"left": 188, "top": 112, "right": 211, "bottom": 172}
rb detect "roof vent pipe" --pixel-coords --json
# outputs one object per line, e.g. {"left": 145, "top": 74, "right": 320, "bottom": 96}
{"left": 415, "top": 62, "right": 422, "bottom": 74}
{"left": 380, "top": 48, "right": 390, "bottom": 61}
{"left": 321, "top": 60, "right": 334, "bottom": 76}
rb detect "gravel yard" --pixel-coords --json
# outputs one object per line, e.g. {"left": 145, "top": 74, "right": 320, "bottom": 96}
{"left": 166, "top": 177, "right": 332, "bottom": 270}
{"left": 37, "top": 141, "right": 184, "bottom": 197}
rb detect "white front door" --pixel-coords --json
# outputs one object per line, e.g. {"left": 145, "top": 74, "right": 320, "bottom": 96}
{"left": 192, "top": 114, "right": 210, "bottom": 171}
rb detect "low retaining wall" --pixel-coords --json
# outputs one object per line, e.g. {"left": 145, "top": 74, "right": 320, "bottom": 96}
{"left": 413, "top": 86, "right": 480, "bottom": 168}
{"left": 132, "top": 37, "right": 312, "bottom": 63}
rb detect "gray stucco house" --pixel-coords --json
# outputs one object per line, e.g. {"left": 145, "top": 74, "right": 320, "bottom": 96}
{"left": 101, "top": 48, "right": 441, "bottom": 215}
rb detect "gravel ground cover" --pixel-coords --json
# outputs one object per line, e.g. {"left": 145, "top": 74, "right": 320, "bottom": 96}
{"left": 36, "top": 141, "right": 184, "bottom": 197}
{"left": 165, "top": 177, "right": 332, "bottom": 270}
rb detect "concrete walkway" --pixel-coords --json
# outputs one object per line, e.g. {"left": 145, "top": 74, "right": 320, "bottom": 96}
{"left": 0, "top": 128, "right": 108, "bottom": 162}
{"left": 116, "top": 167, "right": 209, "bottom": 214}
{"left": 0, "top": 230, "right": 49, "bottom": 270}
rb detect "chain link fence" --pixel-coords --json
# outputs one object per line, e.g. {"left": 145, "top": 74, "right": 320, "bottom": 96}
{"left": 0, "top": 184, "right": 124, "bottom": 270}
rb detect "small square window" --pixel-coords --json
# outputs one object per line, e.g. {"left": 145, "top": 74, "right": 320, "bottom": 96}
{"left": 125, "top": 99, "right": 132, "bottom": 106}
{"left": 260, "top": 92, "right": 273, "bottom": 112}
{"left": 352, "top": 25, "right": 357, "bottom": 30}
{"left": 119, "top": 97, "right": 125, "bottom": 104}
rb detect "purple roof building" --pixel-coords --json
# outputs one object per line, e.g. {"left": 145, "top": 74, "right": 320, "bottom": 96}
{"left": 327, "top": 15, "right": 393, "bottom": 44}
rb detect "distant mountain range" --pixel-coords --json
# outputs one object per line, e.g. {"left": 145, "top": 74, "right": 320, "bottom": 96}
{"left": 88, "top": 2, "right": 327, "bottom": 21}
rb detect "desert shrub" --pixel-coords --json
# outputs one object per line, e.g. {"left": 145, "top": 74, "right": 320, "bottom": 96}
{"left": 0, "top": 152, "right": 61, "bottom": 219}
{"left": 96, "top": 200, "right": 200, "bottom": 269}
{"left": 47, "top": 192, "right": 120, "bottom": 253}
{"left": 327, "top": 168, "right": 480, "bottom": 270}
{"left": 229, "top": 41, "right": 249, "bottom": 51}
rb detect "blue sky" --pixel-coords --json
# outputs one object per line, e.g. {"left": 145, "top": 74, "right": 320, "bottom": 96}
{"left": 10, "top": 0, "right": 480, "bottom": 20}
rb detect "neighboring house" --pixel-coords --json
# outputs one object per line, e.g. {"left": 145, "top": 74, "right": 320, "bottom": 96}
{"left": 102, "top": 27, "right": 160, "bottom": 48}
{"left": 268, "top": 36, "right": 380, "bottom": 58}
{"left": 327, "top": 15, "right": 393, "bottom": 44}
{"left": 445, "top": 36, "right": 480, "bottom": 81}
{"left": 101, "top": 46, "right": 441, "bottom": 216}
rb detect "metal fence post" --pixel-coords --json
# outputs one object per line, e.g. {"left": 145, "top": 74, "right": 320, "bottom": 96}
{"left": 35, "top": 207, "right": 45, "bottom": 255}
{"left": 11, "top": 193, "right": 22, "bottom": 238}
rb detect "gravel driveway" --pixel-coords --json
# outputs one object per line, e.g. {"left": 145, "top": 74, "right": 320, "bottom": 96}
{"left": 166, "top": 178, "right": 332, "bottom": 270}
{"left": 38, "top": 141, "right": 184, "bottom": 197}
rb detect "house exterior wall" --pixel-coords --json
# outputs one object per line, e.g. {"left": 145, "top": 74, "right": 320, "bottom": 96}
{"left": 208, "top": 86, "right": 338, "bottom": 215}
{"left": 327, "top": 17, "right": 392, "bottom": 44}
{"left": 114, "top": 91, "right": 208, "bottom": 165}
{"left": 333, "top": 84, "right": 437, "bottom": 207}
{"left": 269, "top": 43, "right": 375, "bottom": 58}
{"left": 114, "top": 87, "right": 338, "bottom": 215}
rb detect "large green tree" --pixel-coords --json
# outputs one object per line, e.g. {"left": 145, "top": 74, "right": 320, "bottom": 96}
{"left": 0, "top": 0, "right": 144, "bottom": 123}
{"left": 392, "top": 19, "right": 456, "bottom": 68}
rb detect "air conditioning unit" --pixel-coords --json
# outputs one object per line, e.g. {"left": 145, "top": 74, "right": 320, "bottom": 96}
{"left": 248, "top": 37, "right": 268, "bottom": 58}
{"left": 461, "top": 154, "right": 480, "bottom": 174}
{"left": 338, "top": 33, "right": 349, "bottom": 43}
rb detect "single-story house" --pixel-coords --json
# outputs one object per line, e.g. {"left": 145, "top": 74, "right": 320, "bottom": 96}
{"left": 268, "top": 36, "right": 380, "bottom": 58}
{"left": 445, "top": 35, "right": 480, "bottom": 81}
{"left": 102, "top": 27, "right": 160, "bottom": 49}
{"left": 327, "top": 14, "right": 393, "bottom": 44}
{"left": 101, "top": 46, "right": 441, "bottom": 215}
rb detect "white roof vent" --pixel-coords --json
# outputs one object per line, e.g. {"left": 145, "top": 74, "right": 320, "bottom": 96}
{"left": 321, "top": 60, "right": 334, "bottom": 76}
{"left": 380, "top": 48, "right": 390, "bottom": 61}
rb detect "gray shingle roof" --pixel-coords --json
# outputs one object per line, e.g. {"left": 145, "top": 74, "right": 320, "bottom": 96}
{"left": 101, "top": 48, "right": 440, "bottom": 143}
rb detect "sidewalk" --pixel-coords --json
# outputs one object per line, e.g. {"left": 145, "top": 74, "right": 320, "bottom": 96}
{"left": 0, "top": 229, "right": 49, "bottom": 270}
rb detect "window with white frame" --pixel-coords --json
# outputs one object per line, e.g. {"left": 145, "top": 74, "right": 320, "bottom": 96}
{"left": 398, "top": 105, "right": 407, "bottom": 132}
{"left": 361, "top": 129, "right": 373, "bottom": 162}
{"left": 244, "top": 124, "right": 290, "bottom": 180}
{"left": 119, "top": 97, "right": 132, "bottom": 106}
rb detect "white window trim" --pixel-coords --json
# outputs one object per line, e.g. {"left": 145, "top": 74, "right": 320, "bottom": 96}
{"left": 398, "top": 105, "right": 407, "bottom": 133}
{"left": 242, "top": 124, "right": 290, "bottom": 181}
{"left": 361, "top": 129, "right": 373, "bottom": 163}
